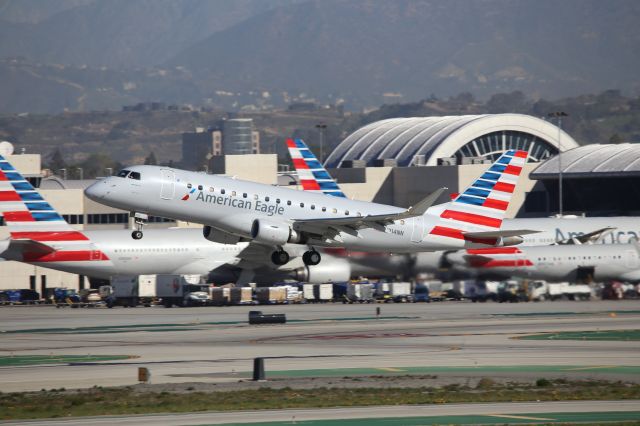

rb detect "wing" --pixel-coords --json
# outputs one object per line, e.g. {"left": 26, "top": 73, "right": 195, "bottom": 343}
{"left": 292, "top": 188, "right": 448, "bottom": 237}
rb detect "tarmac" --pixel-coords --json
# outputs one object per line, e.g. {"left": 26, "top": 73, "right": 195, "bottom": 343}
{"left": 1, "top": 300, "right": 639, "bottom": 424}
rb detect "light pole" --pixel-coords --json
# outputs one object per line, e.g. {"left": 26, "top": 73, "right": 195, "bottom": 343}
{"left": 315, "top": 123, "right": 327, "bottom": 164}
{"left": 548, "top": 111, "right": 568, "bottom": 216}
{"left": 59, "top": 168, "right": 67, "bottom": 180}
{"left": 76, "top": 167, "right": 83, "bottom": 180}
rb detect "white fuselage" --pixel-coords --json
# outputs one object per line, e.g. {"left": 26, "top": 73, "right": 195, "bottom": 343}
{"left": 85, "top": 167, "right": 498, "bottom": 253}
{"left": 447, "top": 243, "right": 640, "bottom": 282}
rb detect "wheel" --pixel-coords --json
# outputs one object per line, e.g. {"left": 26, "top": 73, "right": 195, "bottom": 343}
{"left": 131, "top": 230, "right": 143, "bottom": 240}
{"left": 271, "top": 250, "right": 290, "bottom": 265}
{"left": 302, "top": 250, "right": 321, "bottom": 266}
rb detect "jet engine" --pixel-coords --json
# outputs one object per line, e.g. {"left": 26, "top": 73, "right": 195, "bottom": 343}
{"left": 203, "top": 225, "right": 242, "bottom": 244}
{"left": 294, "top": 257, "right": 351, "bottom": 283}
{"left": 251, "top": 218, "right": 302, "bottom": 245}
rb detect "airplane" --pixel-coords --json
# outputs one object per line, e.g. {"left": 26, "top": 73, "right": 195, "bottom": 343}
{"left": 0, "top": 153, "right": 357, "bottom": 284}
{"left": 85, "top": 149, "right": 533, "bottom": 266}
{"left": 284, "top": 138, "right": 640, "bottom": 278}
{"left": 445, "top": 242, "right": 640, "bottom": 283}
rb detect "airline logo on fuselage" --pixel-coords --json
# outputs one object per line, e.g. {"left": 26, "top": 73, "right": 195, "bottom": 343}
{"left": 194, "top": 191, "right": 285, "bottom": 217}
{"left": 555, "top": 228, "right": 639, "bottom": 244}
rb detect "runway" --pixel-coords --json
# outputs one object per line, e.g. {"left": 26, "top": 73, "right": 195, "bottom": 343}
{"left": 1, "top": 301, "right": 639, "bottom": 393}
{"left": 1, "top": 401, "right": 638, "bottom": 425}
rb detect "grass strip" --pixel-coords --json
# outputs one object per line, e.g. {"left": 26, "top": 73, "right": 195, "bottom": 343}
{"left": 518, "top": 329, "right": 640, "bottom": 341}
{"left": 0, "top": 355, "right": 133, "bottom": 367}
{"left": 210, "top": 417, "right": 640, "bottom": 426}
{"left": 1, "top": 379, "right": 639, "bottom": 420}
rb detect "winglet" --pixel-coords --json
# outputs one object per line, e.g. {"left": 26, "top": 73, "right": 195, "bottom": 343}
{"left": 405, "top": 187, "right": 448, "bottom": 217}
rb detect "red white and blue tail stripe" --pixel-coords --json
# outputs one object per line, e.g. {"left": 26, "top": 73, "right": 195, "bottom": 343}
{"left": 427, "top": 150, "right": 528, "bottom": 243}
{"left": 286, "top": 138, "right": 346, "bottom": 198}
{"left": 464, "top": 247, "right": 533, "bottom": 268}
{"left": 0, "top": 154, "right": 109, "bottom": 262}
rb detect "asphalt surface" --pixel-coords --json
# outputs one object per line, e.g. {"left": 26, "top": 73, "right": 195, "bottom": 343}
{"left": 1, "top": 400, "right": 638, "bottom": 425}
{"left": 1, "top": 301, "right": 639, "bottom": 392}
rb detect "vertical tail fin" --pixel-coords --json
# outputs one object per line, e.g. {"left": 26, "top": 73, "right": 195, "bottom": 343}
{"left": 0, "top": 155, "right": 106, "bottom": 261}
{"left": 427, "top": 150, "right": 528, "bottom": 239}
{"left": 286, "top": 138, "right": 346, "bottom": 198}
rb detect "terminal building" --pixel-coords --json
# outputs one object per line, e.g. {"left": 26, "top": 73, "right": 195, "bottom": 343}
{"left": 181, "top": 118, "right": 260, "bottom": 170}
{"left": 1, "top": 113, "right": 635, "bottom": 292}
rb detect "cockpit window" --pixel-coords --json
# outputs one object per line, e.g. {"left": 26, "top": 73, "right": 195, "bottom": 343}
{"left": 117, "top": 170, "right": 130, "bottom": 178}
{"left": 128, "top": 171, "right": 141, "bottom": 180}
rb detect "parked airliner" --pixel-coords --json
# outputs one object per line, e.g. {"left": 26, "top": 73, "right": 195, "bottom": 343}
{"left": 0, "top": 154, "right": 353, "bottom": 283}
{"left": 85, "top": 149, "right": 533, "bottom": 266}
{"left": 285, "top": 138, "right": 640, "bottom": 279}
{"left": 446, "top": 243, "right": 640, "bottom": 282}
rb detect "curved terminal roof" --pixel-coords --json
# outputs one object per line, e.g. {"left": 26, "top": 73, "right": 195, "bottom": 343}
{"left": 531, "top": 143, "right": 640, "bottom": 179}
{"left": 325, "top": 114, "right": 579, "bottom": 168}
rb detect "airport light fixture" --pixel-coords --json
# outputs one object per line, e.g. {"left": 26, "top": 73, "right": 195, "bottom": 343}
{"left": 548, "top": 111, "right": 568, "bottom": 216}
{"left": 315, "top": 123, "right": 328, "bottom": 164}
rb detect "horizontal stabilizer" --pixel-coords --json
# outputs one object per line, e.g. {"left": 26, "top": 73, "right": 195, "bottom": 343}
{"left": 8, "top": 238, "right": 56, "bottom": 255}
{"left": 463, "top": 229, "right": 539, "bottom": 239}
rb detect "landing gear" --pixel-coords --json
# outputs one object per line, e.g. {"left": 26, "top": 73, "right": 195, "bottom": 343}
{"left": 131, "top": 212, "right": 148, "bottom": 239}
{"left": 302, "top": 250, "right": 321, "bottom": 266}
{"left": 271, "top": 249, "right": 290, "bottom": 265}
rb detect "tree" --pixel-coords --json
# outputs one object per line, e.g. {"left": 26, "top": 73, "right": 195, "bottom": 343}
{"left": 47, "top": 148, "right": 66, "bottom": 172}
{"left": 609, "top": 133, "right": 624, "bottom": 144}
{"left": 144, "top": 151, "right": 157, "bottom": 165}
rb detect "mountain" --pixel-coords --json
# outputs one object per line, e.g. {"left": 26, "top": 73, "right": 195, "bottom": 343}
{"left": 0, "top": 0, "right": 639, "bottom": 113}
{"left": 168, "top": 0, "right": 640, "bottom": 100}
{"left": 0, "top": 0, "right": 299, "bottom": 68}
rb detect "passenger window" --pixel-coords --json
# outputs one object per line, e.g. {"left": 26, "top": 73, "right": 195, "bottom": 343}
{"left": 332, "top": 208, "right": 337, "bottom": 214}
{"left": 128, "top": 172, "right": 141, "bottom": 180}
{"left": 231, "top": 191, "right": 236, "bottom": 196}
{"left": 265, "top": 196, "right": 270, "bottom": 202}
{"left": 117, "top": 170, "right": 130, "bottom": 178}
{"left": 300, "top": 202, "right": 304, "bottom": 208}
{"left": 243, "top": 193, "right": 247, "bottom": 198}
{"left": 345, "top": 210, "right": 349, "bottom": 215}
{"left": 209, "top": 187, "right": 214, "bottom": 192}
{"left": 311, "top": 205, "right": 315, "bottom": 210}
{"left": 276, "top": 199, "right": 281, "bottom": 204}
{"left": 322, "top": 207, "right": 326, "bottom": 212}
{"left": 198, "top": 185, "right": 203, "bottom": 190}
{"left": 287, "top": 200, "right": 292, "bottom": 206}
{"left": 221, "top": 189, "right": 225, "bottom": 194}
{"left": 187, "top": 183, "right": 192, "bottom": 189}
{"left": 254, "top": 194, "right": 258, "bottom": 200}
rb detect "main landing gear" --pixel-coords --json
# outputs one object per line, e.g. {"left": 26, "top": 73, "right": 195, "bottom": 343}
{"left": 271, "top": 249, "right": 290, "bottom": 265}
{"left": 270, "top": 248, "right": 321, "bottom": 266}
{"left": 131, "top": 212, "right": 148, "bottom": 240}
{"left": 302, "top": 249, "right": 321, "bottom": 266}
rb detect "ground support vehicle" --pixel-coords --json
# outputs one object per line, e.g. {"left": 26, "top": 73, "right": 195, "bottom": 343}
{"left": 530, "top": 281, "right": 592, "bottom": 301}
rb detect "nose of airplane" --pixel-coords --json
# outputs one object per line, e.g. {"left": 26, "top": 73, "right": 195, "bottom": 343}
{"left": 84, "top": 178, "right": 111, "bottom": 202}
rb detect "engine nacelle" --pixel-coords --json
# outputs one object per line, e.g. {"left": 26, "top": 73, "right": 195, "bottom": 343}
{"left": 294, "top": 258, "right": 351, "bottom": 283}
{"left": 251, "top": 218, "right": 301, "bottom": 245}
{"left": 497, "top": 236, "right": 524, "bottom": 247}
{"left": 203, "top": 225, "right": 242, "bottom": 244}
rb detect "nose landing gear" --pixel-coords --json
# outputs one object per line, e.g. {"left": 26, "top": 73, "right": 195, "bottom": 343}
{"left": 131, "top": 212, "right": 148, "bottom": 240}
